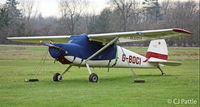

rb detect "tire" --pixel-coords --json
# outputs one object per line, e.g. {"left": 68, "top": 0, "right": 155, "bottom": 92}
{"left": 89, "top": 73, "right": 98, "bottom": 83}
{"left": 53, "top": 73, "right": 62, "bottom": 81}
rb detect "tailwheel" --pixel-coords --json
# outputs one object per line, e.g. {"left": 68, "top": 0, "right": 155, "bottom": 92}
{"left": 53, "top": 73, "right": 62, "bottom": 81}
{"left": 157, "top": 66, "right": 166, "bottom": 76}
{"left": 89, "top": 73, "right": 98, "bottom": 83}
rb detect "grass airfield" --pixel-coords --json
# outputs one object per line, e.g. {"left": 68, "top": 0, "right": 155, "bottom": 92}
{"left": 0, "top": 45, "right": 199, "bottom": 107}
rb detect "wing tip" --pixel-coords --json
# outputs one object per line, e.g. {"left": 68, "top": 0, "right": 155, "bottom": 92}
{"left": 7, "top": 37, "right": 12, "bottom": 40}
{"left": 7, "top": 37, "right": 21, "bottom": 40}
{"left": 173, "top": 28, "right": 192, "bottom": 34}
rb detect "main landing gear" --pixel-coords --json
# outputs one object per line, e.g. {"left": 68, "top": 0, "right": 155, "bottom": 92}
{"left": 53, "top": 64, "right": 98, "bottom": 82}
{"left": 86, "top": 63, "right": 98, "bottom": 83}
{"left": 53, "top": 65, "right": 72, "bottom": 81}
{"left": 53, "top": 73, "right": 62, "bottom": 81}
{"left": 89, "top": 73, "right": 98, "bottom": 82}
{"left": 157, "top": 66, "right": 166, "bottom": 76}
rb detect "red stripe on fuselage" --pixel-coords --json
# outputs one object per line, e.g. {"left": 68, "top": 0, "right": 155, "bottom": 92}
{"left": 144, "top": 52, "right": 168, "bottom": 62}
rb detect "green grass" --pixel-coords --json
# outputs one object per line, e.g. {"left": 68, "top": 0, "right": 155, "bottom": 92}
{"left": 0, "top": 45, "right": 199, "bottom": 107}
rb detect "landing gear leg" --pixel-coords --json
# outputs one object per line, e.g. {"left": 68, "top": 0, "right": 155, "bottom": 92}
{"left": 158, "top": 66, "right": 166, "bottom": 76}
{"left": 53, "top": 65, "right": 72, "bottom": 81}
{"left": 86, "top": 63, "right": 98, "bottom": 83}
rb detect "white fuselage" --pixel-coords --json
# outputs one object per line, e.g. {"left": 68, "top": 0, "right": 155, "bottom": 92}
{"left": 64, "top": 45, "right": 156, "bottom": 68}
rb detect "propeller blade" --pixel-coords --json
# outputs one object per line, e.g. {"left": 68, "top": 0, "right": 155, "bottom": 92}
{"left": 40, "top": 40, "right": 52, "bottom": 47}
{"left": 40, "top": 41, "right": 68, "bottom": 54}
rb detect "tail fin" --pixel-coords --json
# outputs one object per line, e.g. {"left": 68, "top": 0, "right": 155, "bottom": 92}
{"left": 145, "top": 39, "right": 182, "bottom": 66}
{"left": 146, "top": 39, "right": 168, "bottom": 60}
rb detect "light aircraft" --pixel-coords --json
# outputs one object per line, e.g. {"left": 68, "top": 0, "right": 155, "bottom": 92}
{"left": 7, "top": 28, "right": 191, "bottom": 82}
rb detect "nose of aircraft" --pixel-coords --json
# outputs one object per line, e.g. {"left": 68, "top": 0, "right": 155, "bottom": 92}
{"left": 40, "top": 41, "right": 68, "bottom": 58}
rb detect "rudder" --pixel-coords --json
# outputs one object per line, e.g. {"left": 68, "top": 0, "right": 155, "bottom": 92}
{"left": 146, "top": 39, "right": 168, "bottom": 60}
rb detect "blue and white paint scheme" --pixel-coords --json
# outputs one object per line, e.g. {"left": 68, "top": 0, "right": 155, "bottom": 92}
{"left": 7, "top": 28, "right": 191, "bottom": 82}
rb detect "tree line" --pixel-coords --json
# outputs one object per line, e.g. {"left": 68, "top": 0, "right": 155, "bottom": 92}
{"left": 0, "top": 0, "right": 199, "bottom": 46}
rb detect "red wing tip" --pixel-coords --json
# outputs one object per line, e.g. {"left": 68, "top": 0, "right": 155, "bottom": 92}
{"left": 173, "top": 28, "right": 192, "bottom": 34}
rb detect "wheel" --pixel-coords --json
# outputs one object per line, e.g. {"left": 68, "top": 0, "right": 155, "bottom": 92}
{"left": 53, "top": 73, "right": 62, "bottom": 81}
{"left": 89, "top": 73, "right": 98, "bottom": 82}
{"left": 162, "top": 73, "right": 166, "bottom": 76}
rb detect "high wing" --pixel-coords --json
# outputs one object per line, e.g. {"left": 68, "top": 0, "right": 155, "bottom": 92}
{"left": 7, "top": 28, "right": 191, "bottom": 43}
{"left": 7, "top": 35, "right": 70, "bottom": 43}
{"left": 88, "top": 28, "right": 191, "bottom": 43}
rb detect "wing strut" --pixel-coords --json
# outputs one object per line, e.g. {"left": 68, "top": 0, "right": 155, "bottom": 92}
{"left": 85, "top": 37, "right": 119, "bottom": 82}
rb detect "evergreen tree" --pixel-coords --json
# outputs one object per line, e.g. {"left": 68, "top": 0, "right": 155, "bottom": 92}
{"left": 0, "top": 7, "right": 9, "bottom": 29}
{"left": 0, "top": 0, "right": 24, "bottom": 43}
{"left": 6, "top": 0, "right": 23, "bottom": 27}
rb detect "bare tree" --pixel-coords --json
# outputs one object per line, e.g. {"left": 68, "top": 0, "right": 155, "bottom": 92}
{"left": 19, "top": 0, "right": 39, "bottom": 35}
{"left": 20, "top": 0, "right": 38, "bottom": 22}
{"left": 59, "top": 0, "right": 87, "bottom": 35}
{"left": 160, "top": 0, "right": 170, "bottom": 16}
{"left": 111, "top": 0, "right": 136, "bottom": 31}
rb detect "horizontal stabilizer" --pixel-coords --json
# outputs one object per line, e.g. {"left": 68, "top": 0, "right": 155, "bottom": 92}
{"left": 148, "top": 58, "right": 182, "bottom": 66}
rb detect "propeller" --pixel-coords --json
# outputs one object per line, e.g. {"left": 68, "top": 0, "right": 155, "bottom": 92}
{"left": 40, "top": 40, "right": 68, "bottom": 54}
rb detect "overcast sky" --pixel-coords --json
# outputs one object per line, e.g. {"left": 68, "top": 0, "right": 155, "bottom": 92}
{"left": 0, "top": 0, "right": 110, "bottom": 17}
{"left": 0, "top": 0, "right": 198, "bottom": 17}
{"left": 34, "top": 0, "right": 110, "bottom": 17}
